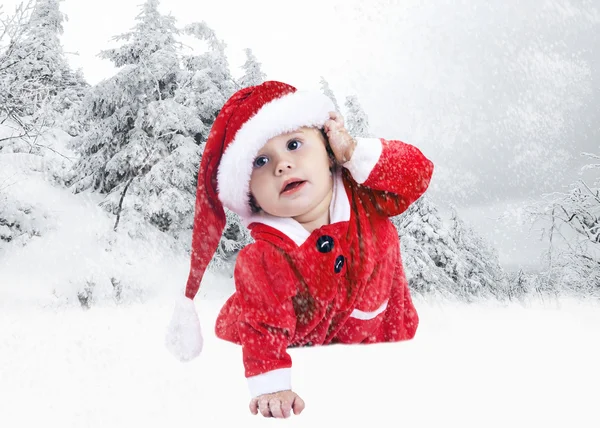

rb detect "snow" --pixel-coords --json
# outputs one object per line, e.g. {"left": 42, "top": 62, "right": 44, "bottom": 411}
{"left": 1, "top": 296, "right": 599, "bottom": 427}
{"left": 0, "top": 126, "right": 192, "bottom": 307}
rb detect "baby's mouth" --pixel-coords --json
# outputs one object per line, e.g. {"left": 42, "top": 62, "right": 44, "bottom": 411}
{"left": 281, "top": 180, "right": 307, "bottom": 194}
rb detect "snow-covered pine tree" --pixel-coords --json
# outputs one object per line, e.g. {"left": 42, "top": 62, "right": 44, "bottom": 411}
{"left": 391, "top": 195, "right": 460, "bottom": 300}
{"left": 66, "top": 2, "right": 251, "bottom": 271}
{"left": 237, "top": 48, "right": 266, "bottom": 88}
{"left": 0, "top": 1, "right": 33, "bottom": 119}
{"left": 0, "top": 0, "right": 87, "bottom": 139}
{"left": 319, "top": 76, "right": 340, "bottom": 112}
{"left": 180, "top": 21, "right": 236, "bottom": 141}
{"left": 391, "top": 193, "right": 511, "bottom": 302}
{"left": 344, "top": 94, "right": 371, "bottom": 138}
{"left": 66, "top": 0, "right": 204, "bottom": 246}
{"left": 448, "top": 205, "right": 509, "bottom": 301}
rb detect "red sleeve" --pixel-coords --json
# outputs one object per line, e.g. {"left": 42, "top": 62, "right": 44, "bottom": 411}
{"left": 234, "top": 243, "right": 297, "bottom": 395}
{"left": 343, "top": 137, "right": 434, "bottom": 217}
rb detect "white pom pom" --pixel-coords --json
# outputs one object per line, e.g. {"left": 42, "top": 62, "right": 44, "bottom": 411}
{"left": 165, "top": 296, "right": 204, "bottom": 362}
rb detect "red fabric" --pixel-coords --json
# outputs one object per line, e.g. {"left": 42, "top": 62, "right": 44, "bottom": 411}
{"left": 215, "top": 138, "right": 434, "bottom": 378}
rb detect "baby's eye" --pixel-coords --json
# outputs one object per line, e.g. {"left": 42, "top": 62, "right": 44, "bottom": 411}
{"left": 287, "top": 139, "right": 302, "bottom": 151}
{"left": 253, "top": 155, "right": 268, "bottom": 168}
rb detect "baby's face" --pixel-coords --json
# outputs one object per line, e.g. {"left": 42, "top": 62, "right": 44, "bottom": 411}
{"left": 249, "top": 127, "right": 333, "bottom": 218}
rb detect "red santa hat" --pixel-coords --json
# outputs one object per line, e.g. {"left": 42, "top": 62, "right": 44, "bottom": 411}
{"left": 165, "top": 80, "right": 335, "bottom": 361}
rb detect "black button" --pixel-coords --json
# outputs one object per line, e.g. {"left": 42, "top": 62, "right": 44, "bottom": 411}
{"left": 334, "top": 255, "right": 345, "bottom": 273}
{"left": 316, "top": 235, "right": 334, "bottom": 253}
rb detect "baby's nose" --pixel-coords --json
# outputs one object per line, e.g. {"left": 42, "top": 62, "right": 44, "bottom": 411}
{"left": 276, "top": 160, "right": 293, "bottom": 174}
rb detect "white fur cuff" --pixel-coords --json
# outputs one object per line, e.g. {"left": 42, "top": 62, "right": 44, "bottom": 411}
{"left": 165, "top": 295, "right": 204, "bottom": 362}
{"left": 343, "top": 137, "right": 383, "bottom": 184}
{"left": 247, "top": 368, "right": 292, "bottom": 398}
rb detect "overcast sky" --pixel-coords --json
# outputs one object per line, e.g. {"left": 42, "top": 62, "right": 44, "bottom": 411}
{"left": 4, "top": 0, "right": 599, "bottom": 269}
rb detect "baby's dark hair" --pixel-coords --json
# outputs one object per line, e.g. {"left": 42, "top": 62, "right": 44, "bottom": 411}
{"left": 248, "top": 127, "right": 337, "bottom": 214}
{"left": 249, "top": 193, "right": 261, "bottom": 214}
{"left": 321, "top": 128, "right": 337, "bottom": 163}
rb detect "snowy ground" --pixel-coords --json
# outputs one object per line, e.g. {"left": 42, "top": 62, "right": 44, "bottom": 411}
{"left": 2, "top": 294, "right": 600, "bottom": 427}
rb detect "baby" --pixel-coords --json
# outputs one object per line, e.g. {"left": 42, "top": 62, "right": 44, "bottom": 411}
{"left": 166, "top": 80, "right": 434, "bottom": 418}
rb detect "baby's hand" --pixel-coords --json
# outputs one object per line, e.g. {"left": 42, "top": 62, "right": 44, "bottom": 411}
{"left": 249, "top": 389, "right": 306, "bottom": 418}
{"left": 323, "top": 111, "right": 357, "bottom": 164}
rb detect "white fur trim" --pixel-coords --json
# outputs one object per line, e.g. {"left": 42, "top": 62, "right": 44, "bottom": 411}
{"left": 247, "top": 368, "right": 292, "bottom": 398}
{"left": 165, "top": 295, "right": 204, "bottom": 362}
{"left": 349, "top": 299, "right": 389, "bottom": 320}
{"left": 329, "top": 168, "right": 350, "bottom": 226}
{"left": 217, "top": 90, "right": 335, "bottom": 218}
{"left": 342, "top": 137, "right": 383, "bottom": 184}
{"left": 242, "top": 168, "right": 350, "bottom": 246}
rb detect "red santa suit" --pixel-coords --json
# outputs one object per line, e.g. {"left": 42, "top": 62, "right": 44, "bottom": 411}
{"left": 216, "top": 136, "right": 433, "bottom": 397}
{"left": 164, "top": 81, "right": 434, "bottom": 399}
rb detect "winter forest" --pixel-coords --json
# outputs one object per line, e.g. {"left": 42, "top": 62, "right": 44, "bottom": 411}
{"left": 1, "top": 0, "right": 599, "bottom": 426}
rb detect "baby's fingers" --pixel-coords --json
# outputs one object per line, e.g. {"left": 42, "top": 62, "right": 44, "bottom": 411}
{"left": 324, "top": 119, "right": 341, "bottom": 135}
{"left": 281, "top": 399, "right": 293, "bottom": 418}
{"left": 249, "top": 397, "right": 259, "bottom": 415}
{"left": 329, "top": 111, "right": 344, "bottom": 125}
{"left": 269, "top": 398, "right": 284, "bottom": 418}
{"left": 292, "top": 395, "right": 306, "bottom": 415}
{"left": 258, "top": 397, "right": 272, "bottom": 417}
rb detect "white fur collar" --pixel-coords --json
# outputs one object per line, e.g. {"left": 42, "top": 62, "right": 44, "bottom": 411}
{"left": 241, "top": 169, "right": 350, "bottom": 246}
